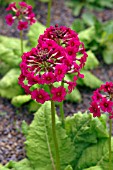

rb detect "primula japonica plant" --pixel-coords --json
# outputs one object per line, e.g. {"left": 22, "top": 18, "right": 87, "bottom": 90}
{"left": 5, "top": 1, "right": 36, "bottom": 54}
{"left": 18, "top": 25, "right": 88, "bottom": 170}
{"left": 89, "top": 82, "right": 113, "bottom": 170}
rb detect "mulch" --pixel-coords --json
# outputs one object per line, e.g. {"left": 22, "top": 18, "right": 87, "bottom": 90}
{"left": 0, "top": 0, "right": 113, "bottom": 165}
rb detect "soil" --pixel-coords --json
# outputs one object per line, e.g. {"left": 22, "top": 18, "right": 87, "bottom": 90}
{"left": 0, "top": 0, "right": 113, "bottom": 165}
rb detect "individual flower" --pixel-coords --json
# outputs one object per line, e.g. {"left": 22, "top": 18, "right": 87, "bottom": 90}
{"left": 54, "top": 64, "right": 67, "bottom": 81}
{"left": 5, "top": 1, "right": 36, "bottom": 30}
{"left": 5, "top": 14, "right": 14, "bottom": 26}
{"left": 89, "top": 101, "right": 101, "bottom": 117}
{"left": 17, "top": 20, "right": 28, "bottom": 30}
{"left": 51, "top": 86, "right": 66, "bottom": 102}
{"left": 100, "top": 97, "right": 113, "bottom": 113}
{"left": 31, "top": 89, "right": 50, "bottom": 104}
{"left": 42, "top": 72, "right": 55, "bottom": 84}
{"left": 92, "top": 89, "right": 102, "bottom": 102}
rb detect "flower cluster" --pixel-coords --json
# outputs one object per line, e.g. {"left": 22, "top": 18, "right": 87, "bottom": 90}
{"left": 5, "top": 1, "right": 36, "bottom": 30}
{"left": 89, "top": 82, "right": 113, "bottom": 119}
{"left": 19, "top": 25, "right": 88, "bottom": 104}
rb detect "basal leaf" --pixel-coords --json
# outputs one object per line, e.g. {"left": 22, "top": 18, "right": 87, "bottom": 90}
{"left": 25, "top": 102, "right": 76, "bottom": 170}
{"left": 64, "top": 165, "right": 73, "bottom": 170}
{"left": 76, "top": 138, "right": 113, "bottom": 170}
{"left": 0, "top": 68, "right": 24, "bottom": 98}
{"left": 77, "top": 70, "right": 103, "bottom": 89}
{"left": 84, "top": 51, "right": 99, "bottom": 70}
{"left": 27, "top": 21, "right": 46, "bottom": 48}
{"left": 11, "top": 95, "right": 31, "bottom": 107}
{"left": 65, "top": 113, "right": 108, "bottom": 169}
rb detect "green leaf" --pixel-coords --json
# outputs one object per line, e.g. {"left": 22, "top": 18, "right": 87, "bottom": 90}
{"left": 82, "top": 13, "right": 97, "bottom": 26}
{"left": 25, "top": 102, "right": 76, "bottom": 170}
{"left": 79, "top": 26, "right": 95, "bottom": 45}
{"left": 83, "top": 165, "right": 103, "bottom": 170}
{"left": 102, "top": 42, "right": 113, "bottom": 64}
{"left": 0, "top": 68, "right": 24, "bottom": 98}
{"left": 64, "top": 165, "right": 73, "bottom": 170}
{"left": 71, "top": 19, "right": 85, "bottom": 33}
{"left": 21, "top": 121, "right": 29, "bottom": 137}
{"left": 28, "top": 100, "right": 42, "bottom": 112}
{"left": 76, "top": 138, "right": 113, "bottom": 170}
{"left": 4, "top": 159, "right": 33, "bottom": 170}
{"left": 11, "top": 95, "right": 31, "bottom": 107}
{"left": 27, "top": 21, "right": 46, "bottom": 48}
{"left": 84, "top": 51, "right": 99, "bottom": 70}
{"left": 65, "top": 113, "right": 109, "bottom": 169}
{"left": 77, "top": 70, "right": 103, "bottom": 89}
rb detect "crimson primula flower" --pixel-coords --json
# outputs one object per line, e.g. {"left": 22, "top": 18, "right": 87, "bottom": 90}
{"left": 89, "top": 82, "right": 113, "bottom": 119}
{"left": 5, "top": 1, "right": 36, "bottom": 30}
{"left": 19, "top": 25, "right": 88, "bottom": 104}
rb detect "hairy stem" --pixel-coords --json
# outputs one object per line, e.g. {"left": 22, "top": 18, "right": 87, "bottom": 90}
{"left": 20, "top": 30, "right": 23, "bottom": 54}
{"left": 109, "top": 118, "right": 112, "bottom": 170}
{"left": 51, "top": 100, "right": 60, "bottom": 170}
{"left": 59, "top": 81, "right": 65, "bottom": 127}
{"left": 46, "top": 0, "right": 52, "bottom": 27}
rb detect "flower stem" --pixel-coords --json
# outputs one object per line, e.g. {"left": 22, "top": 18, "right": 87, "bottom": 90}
{"left": 109, "top": 118, "right": 112, "bottom": 170}
{"left": 46, "top": 0, "right": 52, "bottom": 27}
{"left": 20, "top": 30, "right": 23, "bottom": 54}
{"left": 51, "top": 100, "right": 60, "bottom": 170}
{"left": 59, "top": 81, "right": 65, "bottom": 127}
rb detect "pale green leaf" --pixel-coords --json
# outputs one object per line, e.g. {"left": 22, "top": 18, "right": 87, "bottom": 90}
{"left": 11, "top": 95, "right": 31, "bottom": 107}
{"left": 76, "top": 138, "right": 113, "bottom": 170}
{"left": 65, "top": 113, "right": 108, "bottom": 168}
{"left": 27, "top": 21, "right": 46, "bottom": 47}
{"left": 77, "top": 70, "right": 103, "bottom": 89}
{"left": 84, "top": 51, "right": 99, "bottom": 70}
{"left": 25, "top": 102, "right": 76, "bottom": 170}
{"left": 0, "top": 68, "right": 24, "bottom": 98}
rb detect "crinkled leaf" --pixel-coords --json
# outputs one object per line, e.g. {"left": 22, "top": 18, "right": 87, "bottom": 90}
{"left": 27, "top": 21, "right": 46, "bottom": 48}
{"left": 77, "top": 70, "right": 103, "bottom": 89}
{"left": 84, "top": 51, "right": 99, "bottom": 70}
{"left": 76, "top": 138, "right": 113, "bottom": 170}
{"left": 65, "top": 113, "right": 108, "bottom": 168}
{"left": 11, "top": 95, "right": 31, "bottom": 107}
{"left": 25, "top": 102, "right": 76, "bottom": 170}
{"left": 0, "top": 68, "right": 24, "bottom": 98}
{"left": 21, "top": 121, "right": 29, "bottom": 137}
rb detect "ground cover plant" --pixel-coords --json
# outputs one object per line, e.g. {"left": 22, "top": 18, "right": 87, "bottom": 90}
{"left": 0, "top": 0, "right": 113, "bottom": 170}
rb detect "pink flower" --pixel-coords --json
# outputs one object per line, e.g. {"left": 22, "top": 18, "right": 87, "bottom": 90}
{"left": 66, "top": 81, "right": 76, "bottom": 93}
{"left": 31, "top": 89, "right": 50, "bottom": 104}
{"left": 28, "top": 13, "right": 36, "bottom": 25}
{"left": 54, "top": 64, "right": 67, "bottom": 81}
{"left": 92, "top": 90, "right": 102, "bottom": 102}
{"left": 42, "top": 72, "right": 55, "bottom": 84}
{"left": 89, "top": 101, "right": 101, "bottom": 117}
{"left": 100, "top": 97, "right": 113, "bottom": 113}
{"left": 19, "top": 1, "right": 27, "bottom": 7}
{"left": 100, "top": 82, "right": 113, "bottom": 94}
{"left": 17, "top": 20, "right": 28, "bottom": 30}
{"left": 51, "top": 86, "right": 66, "bottom": 102}
{"left": 5, "top": 14, "right": 14, "bottom": 26}
{"left": 6, "top": 2, "right": 17, "bottom": 11}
